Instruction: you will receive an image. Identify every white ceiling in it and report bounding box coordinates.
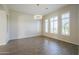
[7,4,67,15]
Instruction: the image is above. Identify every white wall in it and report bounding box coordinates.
[18,13,41,39]
[0,10,7,45]
[8,10,41,40]
[0,5,9,45]
[43,5,79,45]
[0,6,8,45]
[0,4,42,45]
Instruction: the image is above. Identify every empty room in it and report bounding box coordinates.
[0,4,79,55]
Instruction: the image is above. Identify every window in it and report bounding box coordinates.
[45,19,48,33]
[61,12,70,35]
[50,16,58,34]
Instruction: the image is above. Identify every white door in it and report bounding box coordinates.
[0,10,7,45]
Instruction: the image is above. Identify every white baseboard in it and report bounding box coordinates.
[0,34,41,45]
[9,33,41,40]
[43,34,79,45]
[17,34,41,39]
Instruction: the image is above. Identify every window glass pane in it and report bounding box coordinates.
[50,16,58,34]
[62,12,70,19]
[54,16,58,20]
[53,16,58,34]
[45,19,48,32]
[50,18,54,33]
[62,12,70,35]
[53,21,58,33]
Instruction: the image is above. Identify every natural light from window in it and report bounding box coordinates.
[50,16,58,34]
[45,19,48,33]
[61,12,70,35]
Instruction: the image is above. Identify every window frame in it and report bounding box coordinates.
[50,16,58,34]
[61,12,70,36]
[45,19,49,33]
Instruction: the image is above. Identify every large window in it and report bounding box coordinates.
[45,19,48,33]
[61,12,70,35]
[50,16,58,34]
